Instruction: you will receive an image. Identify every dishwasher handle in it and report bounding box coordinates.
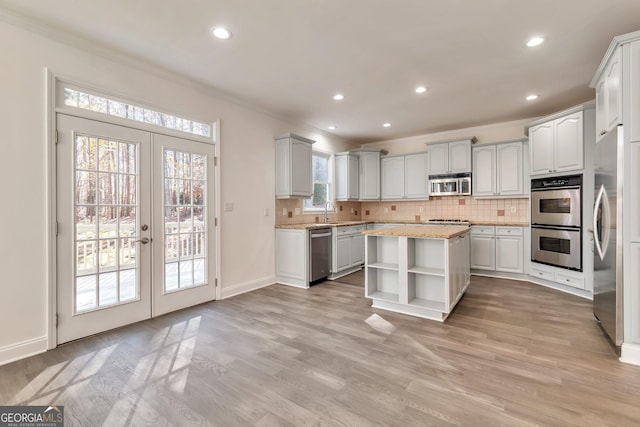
[310,232,332,238]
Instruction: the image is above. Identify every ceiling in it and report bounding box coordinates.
[1,0,639,143]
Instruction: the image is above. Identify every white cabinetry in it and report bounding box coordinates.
[365,232,470,321]
[426,138,474,175]
[358,150,382,200]
[275,228,309,288]
[530,263,585,290]
[470,226,524,273]
[329,224,366,279]
[381,152,429,200]
[275,134,315,198]
[335,152,359,201]
[595,48,621,142]
[528,112,583,176]
[473,141,525,197]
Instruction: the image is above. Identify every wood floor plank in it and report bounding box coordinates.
[1,273,640,426]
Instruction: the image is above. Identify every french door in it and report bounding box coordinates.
[56,114,216,344]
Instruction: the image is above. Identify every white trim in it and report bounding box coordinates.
[471,271,530,282]
[620,342,640,366]
[213,119,222,301]
[45,68,57,350]
[0,337,47,367]
[220,276,275,299]
[527,276,593,300]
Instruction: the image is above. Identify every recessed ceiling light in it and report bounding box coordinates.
[526,37,544,47]
[383,123,391,128]
[333,94,344,101]
[211,27,232,40]
[328,125,336,130]
[526,94,539,101]
[415,86,427,94]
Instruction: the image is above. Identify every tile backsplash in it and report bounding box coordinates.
[275,196,528,225]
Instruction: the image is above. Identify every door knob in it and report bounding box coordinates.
[136,237,151,244]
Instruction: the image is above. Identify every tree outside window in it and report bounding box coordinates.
[304,151,332,211]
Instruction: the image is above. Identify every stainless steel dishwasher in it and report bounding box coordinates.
[309,228,332,283]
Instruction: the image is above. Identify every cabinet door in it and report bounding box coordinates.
[404,153,429,199]
[472,145,496,197]
[495,236,523,273]
[630,42,640,143]
[350,234,365,266]
[605,49,621,133]
[529,122,554,176]
[497,142,523,196]
[428,143,449,175]
[348,155,359,199]
[381,156,405,199]
[334,155,348,200]
[336,236,351,271]
[359,151,380,200]
[291,139,313,196]
[470,235,495,270]
[449,140,472,173]
[554,112,583,173]
[595,77,607,142]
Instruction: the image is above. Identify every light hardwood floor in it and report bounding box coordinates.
[1,274,640,426]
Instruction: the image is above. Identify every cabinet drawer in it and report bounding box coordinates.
[531,268,554,281]
[470,226,495,235]
[336,224,365,235]
[555,272,584,289]
[495,226,523,236]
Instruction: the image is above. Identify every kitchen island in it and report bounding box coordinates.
[363,226,470,321]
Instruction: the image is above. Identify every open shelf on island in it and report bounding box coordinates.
[369,262,399,271]
[368,291,400,303]
[408,266,445,276]
[366,268,399,301]
[408,272,446,312]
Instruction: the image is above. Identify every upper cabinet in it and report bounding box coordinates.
[528,111,583,176]
[473,141,526,197]
[381,152,429,200]
[594,48,621,142]
[426,138,474,175]
[275,133,315,198]
[358,150,382,200]
[335,152,359,201]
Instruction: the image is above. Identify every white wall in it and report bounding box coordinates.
[0,18,358,363]
[361,119,530,154]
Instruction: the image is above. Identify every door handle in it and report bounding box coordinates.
[136,237,151,244]
[593,185,609,261]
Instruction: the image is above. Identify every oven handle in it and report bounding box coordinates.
[531,185,582,192]
[593,184,609,261]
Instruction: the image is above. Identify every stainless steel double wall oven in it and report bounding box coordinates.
[531,174,582,271]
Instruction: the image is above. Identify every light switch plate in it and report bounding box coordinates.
[264,208,269,216]
[224,202,234,212]
[510,206,517,213]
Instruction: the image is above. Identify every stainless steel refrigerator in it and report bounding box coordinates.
[593,125,624,346]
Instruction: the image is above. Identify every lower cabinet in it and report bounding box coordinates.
[329,225,366,279]
[470,226,524,273]
[275,228,309,288]
[530,263,585,290]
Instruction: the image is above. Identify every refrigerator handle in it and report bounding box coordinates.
[593,184,610,261]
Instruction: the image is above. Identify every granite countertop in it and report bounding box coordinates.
[363,225,470,239]
[275,220,529,230]
[275,221,369,230]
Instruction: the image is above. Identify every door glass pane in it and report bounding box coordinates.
[163,148,207,292]
[74,134,139,313]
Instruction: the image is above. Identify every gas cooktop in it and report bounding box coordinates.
[426,219,471,226]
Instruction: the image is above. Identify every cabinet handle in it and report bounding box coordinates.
[566,278,570,282]
[548,169,552,173]
[600,130,607,136]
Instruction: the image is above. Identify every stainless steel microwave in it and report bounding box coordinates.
[429,173,471,196]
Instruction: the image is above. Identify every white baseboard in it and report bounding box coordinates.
[0,336,47,367]
[220,276,276,299]
[620,342,640,366]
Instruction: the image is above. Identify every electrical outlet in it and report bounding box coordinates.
[351,208,354,214]
[384,207,389,213]
[510,206,517,213]
[419,207,424,213]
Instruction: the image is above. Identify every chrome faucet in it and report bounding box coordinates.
[324,201,331,223]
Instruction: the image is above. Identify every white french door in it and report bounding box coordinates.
[56,114,216,344]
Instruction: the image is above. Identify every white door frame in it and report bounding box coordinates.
[45,70,222,349]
